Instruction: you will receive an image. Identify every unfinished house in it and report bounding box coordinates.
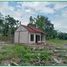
[14,25,46,44]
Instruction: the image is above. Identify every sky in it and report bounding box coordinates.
[0,2,67,33]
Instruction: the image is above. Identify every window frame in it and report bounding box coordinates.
[30,34,34,41]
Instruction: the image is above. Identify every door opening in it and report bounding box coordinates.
[36,35,40,43]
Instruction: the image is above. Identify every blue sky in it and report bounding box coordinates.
[0,2,67,33]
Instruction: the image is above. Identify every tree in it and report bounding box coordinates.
[28,16,36,27]
[3,15,19,36]
[57,32,67,40]
[34,15,46,31]
[28,15,56,39]
[29,16,34,24]
[1,15,19,42]
[0,13,4,34]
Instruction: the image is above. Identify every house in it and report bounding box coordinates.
[14,25,46,44]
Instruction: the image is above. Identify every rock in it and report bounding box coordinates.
[52,57,62,64]
[10,61,18,66]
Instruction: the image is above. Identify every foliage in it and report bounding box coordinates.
[0,13,67,41]
[3,15,19,36]
[28,15,67,40]
[57,32,67,40]
[0,44,51,66]
[0,13,19,37]
[28,15,57,39]
[0,13,4,34]
[0,13,20,42]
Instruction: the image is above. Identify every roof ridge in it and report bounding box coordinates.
[28,26,43,33]
[27,26,36,31]
[20,25,45,34]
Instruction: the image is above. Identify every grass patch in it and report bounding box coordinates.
[47,39,67,47]
[0,44,51,66]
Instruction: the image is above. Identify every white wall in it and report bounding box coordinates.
[14,31,19,43]
[14,25,45,44]
[42,35,45,41]
[16,25,27,32]
[14,31,29,43]
[28,33,41,44]
[43,35,46,42]
[19,31,29,43]
[28,33,35,44]
[14,25,29,43]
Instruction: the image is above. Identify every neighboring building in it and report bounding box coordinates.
[14,25,46,44]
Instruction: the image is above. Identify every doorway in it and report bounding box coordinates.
[36,35,40,43]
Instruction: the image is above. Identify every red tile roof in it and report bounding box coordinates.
[22,25,45,34]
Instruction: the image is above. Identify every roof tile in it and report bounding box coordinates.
[22,25,45,34]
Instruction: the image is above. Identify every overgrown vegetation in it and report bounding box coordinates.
[0,43,67,65]
[47,39,67,47]
[0,13,20,42]
[0,44,51,66]
[28,15,57,39]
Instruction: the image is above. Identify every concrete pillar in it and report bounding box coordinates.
[34,34,36,43]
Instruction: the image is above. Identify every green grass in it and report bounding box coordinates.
[0,39,67,65]
[47,39,67,47]
[0,44,51,66]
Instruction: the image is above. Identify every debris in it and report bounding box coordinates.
[52,57,62,64]
[10,61,19,66]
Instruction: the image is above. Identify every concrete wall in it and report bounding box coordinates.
[28,33,35,44]
[20,31,29,43]
[14,25,29,43]
[14,31,19,43]
[28,33,41,44]
[16,25,27,32]
[14,25,45,44]
[14,31,29,43]
[42,35,46,42]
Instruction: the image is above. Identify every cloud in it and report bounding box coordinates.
[0,2,55,23]
[0,2,24,21]
[0,2,67,32]
[54,2,67,10]
[17,2,55,14]
[51,10,67,33]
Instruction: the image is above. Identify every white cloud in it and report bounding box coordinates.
[0,2,14,16]
[25,9,32,13]
[52,13,67,33]
[0,2,23,22]
[17,2,55,14]
[39,7,54,13]
[0,2,67,32]
[53,2,67,10]
[0,2,55,24]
